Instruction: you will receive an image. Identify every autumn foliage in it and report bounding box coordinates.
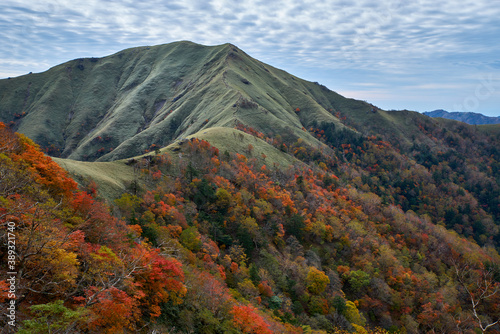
[0,124,186,333]
[230,304,272,334]
[2,121,500,334]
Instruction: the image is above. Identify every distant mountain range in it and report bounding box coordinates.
[424,109,500,125]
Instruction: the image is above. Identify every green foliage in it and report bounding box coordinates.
[346,270,371,293]
[18,300,87,334]
[292,301,304,315]
[196,308,220,334]
[286,214,306,241]
[192,177,216,207]
[186,162,199,182]
[332,296,347,315]
[114,193,141,215]
[269,295,282,310]
[180,226,202,251]
[308,296,327,315]
[141,222,161,246]
[237,225,256,256]
[216,188,232,213]
[249,263,260,284]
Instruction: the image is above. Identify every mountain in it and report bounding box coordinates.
[0,41,344,161]
[424,109,500,125]
[1,42,500,333]
[2,41,444,162]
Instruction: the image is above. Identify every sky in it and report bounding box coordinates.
[1,0,499,116]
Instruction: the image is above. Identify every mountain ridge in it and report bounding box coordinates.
[0,41,350,161]
[424,109,500,125]
[0,41,446,163]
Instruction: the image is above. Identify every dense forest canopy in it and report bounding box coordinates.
[1,119,500,333]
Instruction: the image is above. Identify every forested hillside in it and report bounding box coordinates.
[1,120,500,333]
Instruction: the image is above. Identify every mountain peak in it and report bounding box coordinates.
[0,41,353,161]
[1,41,469,163]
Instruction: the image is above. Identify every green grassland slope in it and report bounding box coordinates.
[0,42,331,161]
[55,127,302,201]
[0,41,444,162]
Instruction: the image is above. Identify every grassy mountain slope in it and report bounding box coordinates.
[1,40,443,163]
[55,127,302,200]
[0,41,338,161]
[1,42,235,160]
[52,158,136,200]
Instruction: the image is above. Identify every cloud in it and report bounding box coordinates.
[0,0,499,115]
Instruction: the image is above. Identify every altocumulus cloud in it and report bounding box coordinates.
[0,0,499,115]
